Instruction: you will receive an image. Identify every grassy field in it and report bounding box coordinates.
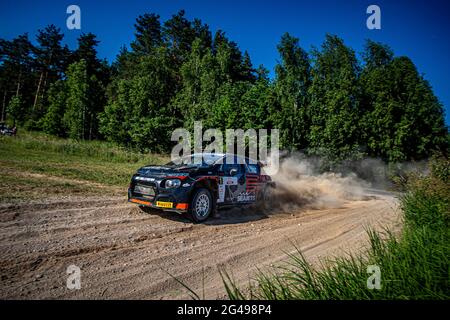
[0,131,168,203]
[222,157,450,300]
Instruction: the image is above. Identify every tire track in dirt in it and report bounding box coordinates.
[0,192,400,299]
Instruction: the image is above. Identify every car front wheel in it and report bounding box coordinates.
[189,188,212,222]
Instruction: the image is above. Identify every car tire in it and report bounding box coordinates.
[189,188,213,222]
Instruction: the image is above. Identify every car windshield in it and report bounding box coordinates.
[165,154,223,167]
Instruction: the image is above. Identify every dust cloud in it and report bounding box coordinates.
[266,156,370,210]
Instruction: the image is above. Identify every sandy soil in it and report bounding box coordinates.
[0,190,400,299]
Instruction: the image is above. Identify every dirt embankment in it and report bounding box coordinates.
[0,189,400,299]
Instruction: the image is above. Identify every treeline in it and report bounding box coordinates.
[0,10,448,162]
[0,25,110,140]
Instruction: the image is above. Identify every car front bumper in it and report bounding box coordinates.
[128,188,189,214]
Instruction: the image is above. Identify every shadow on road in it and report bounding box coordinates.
[138,205,269,225]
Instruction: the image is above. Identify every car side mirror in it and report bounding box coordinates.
[229,168,238,176]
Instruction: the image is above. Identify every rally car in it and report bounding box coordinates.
[128,153,275,222]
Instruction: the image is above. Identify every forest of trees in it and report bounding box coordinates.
[0,10,448,163]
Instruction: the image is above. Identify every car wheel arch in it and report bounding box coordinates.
[190,179,218,202]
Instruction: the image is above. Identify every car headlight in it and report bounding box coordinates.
[165,179,181,188]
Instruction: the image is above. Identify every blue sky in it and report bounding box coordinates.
[1,0,449,124]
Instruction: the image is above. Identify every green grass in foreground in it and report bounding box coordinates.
[0,131,168,202]
[221,156,450,300]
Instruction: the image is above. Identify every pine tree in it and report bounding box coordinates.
[74,33,99,73]
[131,13,163,55]
[213,31,248,82]
[0,34,35,123]
[163,10,196,65]
[192,18,212,49]
[240,51,256,82]
[32,25,69,119]
[70,33,110,139]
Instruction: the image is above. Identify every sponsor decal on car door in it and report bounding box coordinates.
[217,164,247,204]
[217,176,238,203]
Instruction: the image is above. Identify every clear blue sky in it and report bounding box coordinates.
[1,0,449,125]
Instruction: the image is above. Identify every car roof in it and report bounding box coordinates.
[189,153,258,165]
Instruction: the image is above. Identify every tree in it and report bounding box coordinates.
[0,34,34,97]
[241,75,274,130]
[1,10,444,163]
[209,81,250,131]
[308,34,362,164]
[192,18,212,49]
[64,60,89,140]
[362,39,394,70]
[360,41,448,161]
[70,33,110,139]
[42,80,67,136]
[240,51,256,82]
[131,13,163,55]
[100,48,178,152]
[171,38,220,129]
[73,33,98,72]
[32,25,69,117]
[110,46,136,79]
[273,33,311,150]
[171,34,256,131]
[6,95,24,125]
[256,64,269,82]
[163,10,196,65]
[213,30,250,82]
[0,64,8,121]
[0,34,35,122]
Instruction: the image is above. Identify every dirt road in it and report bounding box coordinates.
[0,191,400,299]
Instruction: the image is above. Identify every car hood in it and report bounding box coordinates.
[137,164,206,177]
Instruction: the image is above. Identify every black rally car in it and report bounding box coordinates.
[128,153,275,222]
